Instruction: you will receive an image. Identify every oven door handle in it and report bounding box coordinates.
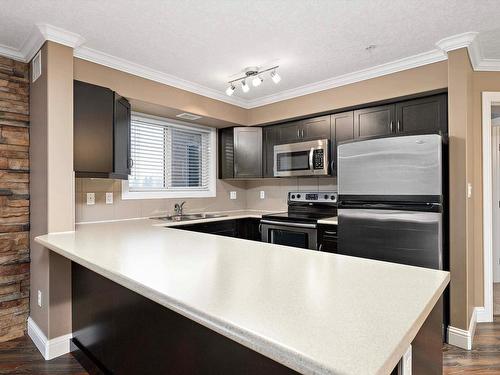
[309,148,314,172]
[260,220,317,229]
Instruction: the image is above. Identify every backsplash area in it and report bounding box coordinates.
[75,177,337,223]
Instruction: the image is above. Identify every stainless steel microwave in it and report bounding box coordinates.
[273,139,330,177]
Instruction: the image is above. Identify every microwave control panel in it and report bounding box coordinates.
[313,149,324,169]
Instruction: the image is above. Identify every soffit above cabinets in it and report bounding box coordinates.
[1,1,500,108]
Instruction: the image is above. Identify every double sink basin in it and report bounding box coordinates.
[155,213,228,222]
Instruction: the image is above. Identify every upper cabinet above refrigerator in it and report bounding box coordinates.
[73,80,131,179]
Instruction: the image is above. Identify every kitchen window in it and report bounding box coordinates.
[122,113,216,199]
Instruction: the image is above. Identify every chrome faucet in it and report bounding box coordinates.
[174,201,186,216]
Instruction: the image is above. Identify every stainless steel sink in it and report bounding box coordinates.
[154,213,228,222]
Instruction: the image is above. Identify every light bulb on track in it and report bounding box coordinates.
[241,80,250,93]
[225,84,235,96]
[252,75,263,87]
[271,70,281,84]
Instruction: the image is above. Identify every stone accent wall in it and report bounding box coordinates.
[0,56,30,342]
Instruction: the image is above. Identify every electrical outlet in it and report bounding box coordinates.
[37,290,42,307]
[105,192,113,204]
[86,192,95,205]
[230,191,237,200]
[260,190,265,199]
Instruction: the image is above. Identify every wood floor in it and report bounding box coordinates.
[1,321,500,374]
[0,335,86,375]
[443,316,500,374]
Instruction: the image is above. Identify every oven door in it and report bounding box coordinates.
[273,139,329,177]
[260,220,317,250]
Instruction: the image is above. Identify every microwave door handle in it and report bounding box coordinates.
[309,148,314,172]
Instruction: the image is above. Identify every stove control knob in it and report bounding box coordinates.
[324,194,329,200]
[297,194,301,199]
[331,195,336,200]
[291,194,296,199]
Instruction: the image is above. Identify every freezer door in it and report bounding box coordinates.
[338,134,442,196]
[338,208,443,270]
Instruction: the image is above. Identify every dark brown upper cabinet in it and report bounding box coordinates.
[395,94,447,135]
[353,104,396,139]
[219,127,262,179]
[276,116,331,144]
[262,126,277,178]
[74,80,131,179]
[331,111,354,175]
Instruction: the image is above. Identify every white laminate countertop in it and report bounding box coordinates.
[36,214,448,375]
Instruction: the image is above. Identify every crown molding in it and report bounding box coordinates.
[0,43,25,62]
[73,46,248,108]
[19,23,86,63]
[436,31,478,53]
[245,49,447,108]
[467,36,500,71]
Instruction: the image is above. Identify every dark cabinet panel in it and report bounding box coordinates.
[114,96,131,177]
[218,127,262,179]
[74,81,114,175]
[354,104,395,139]
[263,126,277,178]
[302,115,331,140]
[331,111,354,175]
[74,80,131,179]
[395,94,447,135]
[218,128,234,179]
[172,218,261,241]
[234,127,262,178]
[276,121,302,144]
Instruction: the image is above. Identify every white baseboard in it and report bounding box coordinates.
[475,306,492,323]
[447,307,479,350]
[27,317,72,360]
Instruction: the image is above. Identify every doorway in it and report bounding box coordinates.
[481,92,500,323]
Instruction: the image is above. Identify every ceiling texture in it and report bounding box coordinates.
[1,0,500,108]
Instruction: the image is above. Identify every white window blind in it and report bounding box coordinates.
[127,114,215,197]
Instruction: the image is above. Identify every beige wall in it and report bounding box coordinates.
[247,61,448,125]
[447,49,475,329]
[73,58,248,127]
[29,41,74,339]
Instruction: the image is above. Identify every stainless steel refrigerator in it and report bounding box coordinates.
[337,134,445,270]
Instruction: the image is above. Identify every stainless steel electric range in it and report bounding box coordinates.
[260,191,337,250]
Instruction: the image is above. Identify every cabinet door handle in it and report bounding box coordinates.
[390,121,394,132]
[128,158,134,169]
[301,129,305,138]
[397,121,401,132]
[318,243,323,251]
[297,128,300,138]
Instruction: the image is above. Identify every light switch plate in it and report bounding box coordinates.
[37,290,42,307]
[86,192,95,205]
[230,191,237,200]
[260,190,265,199]
[106,192,113,204]
[467,183,472,198]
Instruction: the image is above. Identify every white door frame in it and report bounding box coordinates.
[479,92,500,323]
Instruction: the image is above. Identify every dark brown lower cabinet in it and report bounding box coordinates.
[71,262,298,375]
[317,224,338,253]
[172,218,261,241]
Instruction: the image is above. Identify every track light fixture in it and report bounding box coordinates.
[225,65,281,96]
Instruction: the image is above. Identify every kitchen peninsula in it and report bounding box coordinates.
[36,216,449,375]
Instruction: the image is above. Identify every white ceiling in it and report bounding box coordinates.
[2,0,500,107]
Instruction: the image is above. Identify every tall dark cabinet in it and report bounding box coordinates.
[74,80,131,179]
[218,127,262,179]
[331,111,354,174]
